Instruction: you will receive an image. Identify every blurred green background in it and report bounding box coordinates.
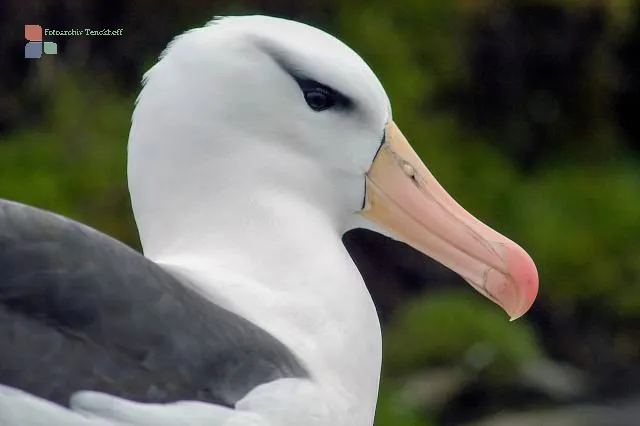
[2,1,640,425]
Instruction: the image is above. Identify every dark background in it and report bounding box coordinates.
[2,1,639,425]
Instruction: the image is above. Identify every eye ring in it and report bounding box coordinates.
[303,87,336,112]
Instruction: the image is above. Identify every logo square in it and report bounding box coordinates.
[25,41,42,58]
[43,41,57,55]
[25,25,42,41]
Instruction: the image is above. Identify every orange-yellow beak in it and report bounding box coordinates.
[362,121,538,320]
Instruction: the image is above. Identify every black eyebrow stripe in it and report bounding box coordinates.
[256,40,354,110]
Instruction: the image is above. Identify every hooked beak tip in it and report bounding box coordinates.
[496,241,539,321]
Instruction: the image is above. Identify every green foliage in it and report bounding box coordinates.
[382,292,543,375]
[0,68,138,247]
[375,385,436,426]
[516,160,640,316]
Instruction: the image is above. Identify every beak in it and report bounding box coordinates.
[362,121,538,320]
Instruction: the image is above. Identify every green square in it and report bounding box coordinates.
[43,41,57,55]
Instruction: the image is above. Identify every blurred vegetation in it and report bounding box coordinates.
[0,72,135,244]
[2,0,639,425]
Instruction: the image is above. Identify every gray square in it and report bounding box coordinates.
[25,42,42,59]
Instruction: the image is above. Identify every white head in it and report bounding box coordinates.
[129,16,388,243]
[129,15,536,319]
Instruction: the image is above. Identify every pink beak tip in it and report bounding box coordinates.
[503,242,539,321]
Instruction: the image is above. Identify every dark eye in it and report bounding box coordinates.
[294,78,351,112]
[303,87,336,112]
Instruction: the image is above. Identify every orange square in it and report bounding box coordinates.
[25,25,42,41]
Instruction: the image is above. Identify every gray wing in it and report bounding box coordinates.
[0,199,308,410]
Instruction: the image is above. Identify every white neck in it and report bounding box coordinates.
[128,134,382,422]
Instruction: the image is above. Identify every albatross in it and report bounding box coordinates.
[0,15,538,426]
